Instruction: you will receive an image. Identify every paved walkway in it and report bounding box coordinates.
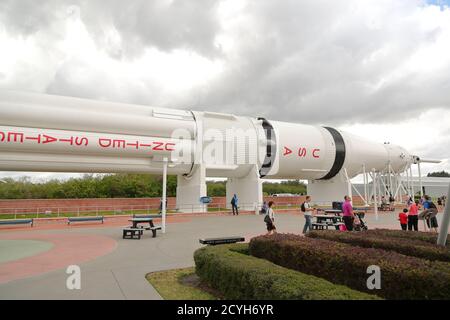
[0,211,448,299]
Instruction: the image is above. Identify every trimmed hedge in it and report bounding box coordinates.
[194,243,380,300]
[249,234,450,300]
[359,229,449,245]
[307,230,450,262]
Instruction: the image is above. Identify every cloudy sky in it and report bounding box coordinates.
[0,0,449,181]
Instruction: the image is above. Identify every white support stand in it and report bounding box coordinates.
[372,168,379,221]
[307,175,348,205]
[176,165,207,213]
[343,168,353,200]
[162,157,167,233]
[437,183,450,246]
[418,161,423,197]
[363,165,368,206]
[226,165,262,212]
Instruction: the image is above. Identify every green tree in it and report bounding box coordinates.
[0,175,307,199]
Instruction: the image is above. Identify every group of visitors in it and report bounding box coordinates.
[399,195,439,232]
[398,200,418,231]
[239,190,444,235]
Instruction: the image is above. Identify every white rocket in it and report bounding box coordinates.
[0,90,416,211]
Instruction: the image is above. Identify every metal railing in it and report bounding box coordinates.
[0,201,315,220]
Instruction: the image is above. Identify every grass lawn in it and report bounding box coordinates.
[146,267,220,300]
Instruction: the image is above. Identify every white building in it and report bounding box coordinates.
[354,176,449,199]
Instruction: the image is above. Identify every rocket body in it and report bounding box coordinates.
[0,90,411,181]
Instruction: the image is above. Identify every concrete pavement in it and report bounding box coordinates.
[0,211,448,299]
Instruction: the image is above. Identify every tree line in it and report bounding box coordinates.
[427,171,450,178]
[0,174,306,199]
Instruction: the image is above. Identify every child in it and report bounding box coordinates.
[399,208,408,231]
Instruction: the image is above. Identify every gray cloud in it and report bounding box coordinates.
[78,0,222,58]
[0,0,61,36]
[1,0,449,180]
[0,0,449,126]
[0,0,222,57]
[186,0,450,125]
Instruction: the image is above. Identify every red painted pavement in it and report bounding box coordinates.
[0,232,117,284]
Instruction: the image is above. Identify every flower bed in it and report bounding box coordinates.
[249,234,450,300]
[353,229,449,245]
[307,230,450,262]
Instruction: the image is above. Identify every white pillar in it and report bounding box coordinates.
[406,168,410,200]
[162,157,168,234]
[418,161,423,197]
[378,174,383,203]
[176,165,207,213]
[437,183,450,246]
[410,166,415,199]
[226,165,262,211]
[388,163,393,198]
[363,165,368,206]
[307,177,348,204]
[343,168,352,199]
[372,169,378,221]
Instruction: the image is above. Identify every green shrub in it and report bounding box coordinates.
[194,243,380,300]
[249,234,450,300]
[307,230,450,262]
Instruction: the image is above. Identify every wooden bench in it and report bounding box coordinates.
[67,216,104,225]
[199,236,245,245]
[313,222,345,230]
[144,226,162,238]
[122,225,162,239]
[312,223,329,230]
[122,227,144,239]
[132,214,162,219]
[0,219,34,227]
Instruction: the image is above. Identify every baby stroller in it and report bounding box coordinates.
[353,212,368,231]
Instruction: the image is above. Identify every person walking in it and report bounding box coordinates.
[264,201,276,235]
[407,195,413,206]
[437,197,443,210]
[260,201,268,214]
[301,196,315,234]
[420,195,439,232]
[231,194,239,215]
[159,198,168,213]
[389,193,395,211]
[342,195,354,231]
[381,196,388,211]
[408,200,419,231]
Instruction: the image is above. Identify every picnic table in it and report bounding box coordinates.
[123,218,161,239]
[128,217,155,229]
